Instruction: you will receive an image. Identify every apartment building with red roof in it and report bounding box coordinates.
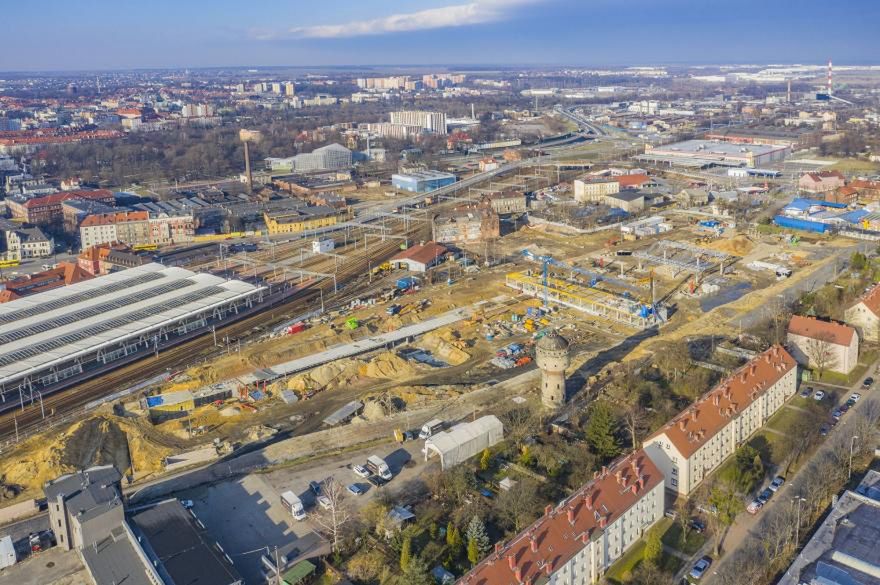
[845,283,880,342]
[457,449,664,585]
[798,170,845,193]
[0,262,93,303]
[643,345,797,495]
[786,315,858,374]
[6,189,116,227]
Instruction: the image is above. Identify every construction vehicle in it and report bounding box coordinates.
[386,304,402,316]
[345,317,360,330]
[371,262,392,275]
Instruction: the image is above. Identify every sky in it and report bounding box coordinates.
[1,0,879,71]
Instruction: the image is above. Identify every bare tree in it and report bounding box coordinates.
[675,497,695,546]
[501,407,541,447]
[494,479,541,533]
[310,478,353,553]
[803,332,839,379]
[622,404,648,450]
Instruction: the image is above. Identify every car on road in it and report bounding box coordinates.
[179,499,194,509]
[317,495,332,510]
[747,499,764,514]
[769,476,785,492]
[689,557,712,580]
[367,475,388,488]
[309,481,322,495]
[800,387,812,398]
[347,484,366,496]
[851,393,862,402]
[813,390,826,401]
[352,465,370,478]
[863,378,874,388]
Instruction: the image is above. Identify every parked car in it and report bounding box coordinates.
[820,424,830,436]
[689,519,706,533]
[832,409,843,420]
[841,402,852,413]
[757,488,773,505]
[863,378,874,388]
[799,387,812,398]
[317,495,332,510]
[29,532,42,553]
[347,484,366,496]
[309,481,322,495]
[352,465,370,478]
[479,487,494,499]
[747,499,763,514]
[813,390,826,401]
[769,476,785,492]
[689,557,712,580]
[850,393,862,402]
[367,475,388,488]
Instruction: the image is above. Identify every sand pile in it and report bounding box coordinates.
[392,385,467,406]
[361,392,405,420]
[707,234,754,256]
[359,352,419,379]
[0,415,173,496]
[422,329,472,365]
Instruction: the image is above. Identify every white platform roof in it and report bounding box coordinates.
[0,263,263,387]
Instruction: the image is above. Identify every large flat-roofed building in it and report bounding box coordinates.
[129,499,243,585]
[392,170,456,193]
[0,263,263,411]
[779,470,880,585]
[574,177,620,202]
[643,345,797,495]
[432,204,500,243]
[636,139,790,169]
[458,449,664,585]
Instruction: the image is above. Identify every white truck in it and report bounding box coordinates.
[0,535,16,569]
[419,419,444,440]
[280,491,306,520]
[365,455,393,480]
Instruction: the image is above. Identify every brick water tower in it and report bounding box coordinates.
[536,330,570,408]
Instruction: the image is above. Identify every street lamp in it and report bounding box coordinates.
[849,435,860,481]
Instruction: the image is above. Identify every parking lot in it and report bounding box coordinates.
[174,440,428,584]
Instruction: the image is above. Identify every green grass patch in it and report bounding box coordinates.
[748,431,787,467]
[605,540,646,584]
[659,551,684,574]
[662,521,707,556]
[766,406,804,435]
[828,158,880,173]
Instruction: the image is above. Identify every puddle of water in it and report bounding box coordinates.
[700,282,753,312]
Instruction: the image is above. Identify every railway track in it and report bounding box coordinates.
[0,233,420,442]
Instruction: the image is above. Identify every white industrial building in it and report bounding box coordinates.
[459,450,665,585]
[424,415,504,469]
[0,263,263,412]
[636,139,790,169]
[265,144,352,173]
[389,111,447,135]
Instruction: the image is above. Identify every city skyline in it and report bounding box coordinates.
[2,0,879,71]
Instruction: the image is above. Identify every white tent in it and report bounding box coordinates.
[424,415,504,469]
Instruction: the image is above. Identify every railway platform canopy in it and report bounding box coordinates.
[0,263,264,407]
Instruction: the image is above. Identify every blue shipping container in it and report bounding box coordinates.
[773,215,829,233]
[396,276,419,289]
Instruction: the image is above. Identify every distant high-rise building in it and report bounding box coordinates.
[284,81,296,96]
[271,82,283,94]
[389,111,447,135]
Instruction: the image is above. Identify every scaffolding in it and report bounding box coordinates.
[633,240,734,277]
[505,272,653,329]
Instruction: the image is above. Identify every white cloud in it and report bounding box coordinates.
[253,0,541,40]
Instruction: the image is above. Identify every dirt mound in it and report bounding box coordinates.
[422,329,472,365]
[707,234,754,256]
[361,392,405,420]
[0,415,173,496]
[391,385,468,406]
[359,352,419,379]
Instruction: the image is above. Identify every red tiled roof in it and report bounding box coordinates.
[459,450,663,585]
[1,262,93,298]
[850,179,880,191]
[647,345,796,458]
[616,174,651,188]
[852,283,880,317]
[79,210,149,227]
[787,315,855,346]
[19,189,114,209]
[804,170,845,182]
[391,242,448,266]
